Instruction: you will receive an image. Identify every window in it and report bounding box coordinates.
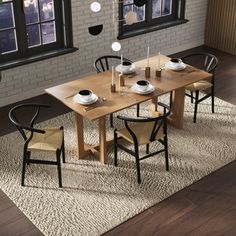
[0,0,76,69]
[119,0,187,39]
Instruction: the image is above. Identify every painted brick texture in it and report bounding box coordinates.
[0,0,208,106]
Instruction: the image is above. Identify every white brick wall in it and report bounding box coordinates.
[0,0,208,107]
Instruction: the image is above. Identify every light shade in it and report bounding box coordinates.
[111,42,121,52]
[134,0,146,7]
[88,24,103,36]
[90,2,101,13]
[125,11,137,25]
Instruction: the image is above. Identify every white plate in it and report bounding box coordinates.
[131,84,155,94]
[165,62,187,71]
[115,64,136,75]
[73,93,98,105]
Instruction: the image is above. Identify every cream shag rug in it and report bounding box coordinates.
[0,94,236,236]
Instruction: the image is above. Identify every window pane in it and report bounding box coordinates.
[152,0,161,18]
[123,5,133,19]
[41,21,56,44]
[0,2,14,29]
[123,4,145,24]
[27,24,41,47]
[0,29,17,54]
[162,0,172,16]
[24,0,39,24]
[39,0,55,21]
[134,5,145,22]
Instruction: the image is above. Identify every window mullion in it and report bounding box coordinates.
[13,0,28,54]
[146,1,152,23]
[37,0,43,46]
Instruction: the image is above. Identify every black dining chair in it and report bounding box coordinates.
[94,55,141,127]
[114,102,170,184]
[8,103,65,187]
[181,53,218,123]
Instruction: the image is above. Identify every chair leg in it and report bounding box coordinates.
[164,136,169,171]
[27,151,31,165]
[110,114,114,128]
[61,140,65,163]
[21,150,27,186]
[114,130,118,166]
[191,92,194,103]
[137,104,140,117]
[134,146,141,184]
[193,91,199,123]
[169,92,173,109]
[146,143,149,154]
[56,150,62,187]
[211,87,215,113]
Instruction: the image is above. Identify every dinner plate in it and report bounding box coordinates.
[115,64,136,75]
[165,61,187,71]
[131,84,155,94]
[73,93,98,105]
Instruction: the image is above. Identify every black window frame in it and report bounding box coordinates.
[0,0,77,70]
[118,0,188,39]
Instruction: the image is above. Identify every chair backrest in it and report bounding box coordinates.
[117,102,170,145]
[8,103,50,141]
[181,52,218,74]
[94,55,133,73]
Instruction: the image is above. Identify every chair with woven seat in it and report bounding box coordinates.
[181,53,218,123]
[114,102,170,184]
[9,103,65,187]
[94,55,141,127]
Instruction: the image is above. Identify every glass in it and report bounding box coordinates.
[41,21,56,44]
[0,2,14,30]
[134,5,145,22]
[123,3,145,24]
[0,29,17,54]
[27,24,41,47]
[123,5,133,19]
[39,0,55,21]
[24,0,39,24]
[162,0,172,16]
[152,0,161,18]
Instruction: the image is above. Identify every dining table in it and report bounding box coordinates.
[45,54,212,164]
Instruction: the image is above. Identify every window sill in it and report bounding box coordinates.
[0,47,78,71]
[118,19,189,40]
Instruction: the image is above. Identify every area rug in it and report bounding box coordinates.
[0,94,236,236]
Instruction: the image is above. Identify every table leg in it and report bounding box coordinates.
[99,116,107,164]
[75,112,90,159]
[151,97,157,113]
[168,88,185,129]
[151,97,160,117]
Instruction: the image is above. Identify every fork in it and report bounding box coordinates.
[83,97,106,112]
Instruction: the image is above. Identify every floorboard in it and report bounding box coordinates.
[0,45,236,236]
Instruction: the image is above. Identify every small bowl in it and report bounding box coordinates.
[136,80,149,91]
[169,58,182,65]
[77,89,93,101]
[122,61,132,73]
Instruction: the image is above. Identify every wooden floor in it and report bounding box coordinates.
[0,46,236,236]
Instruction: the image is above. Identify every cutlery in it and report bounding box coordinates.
[83,97,106,112]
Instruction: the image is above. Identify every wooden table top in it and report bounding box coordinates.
[45,55,212,121]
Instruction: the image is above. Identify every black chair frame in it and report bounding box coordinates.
[9,103,65,187]
[94,55,141,127]
[181,52,218,123]
[114,102,170,184]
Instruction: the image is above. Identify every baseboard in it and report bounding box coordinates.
[0,40,204,107]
